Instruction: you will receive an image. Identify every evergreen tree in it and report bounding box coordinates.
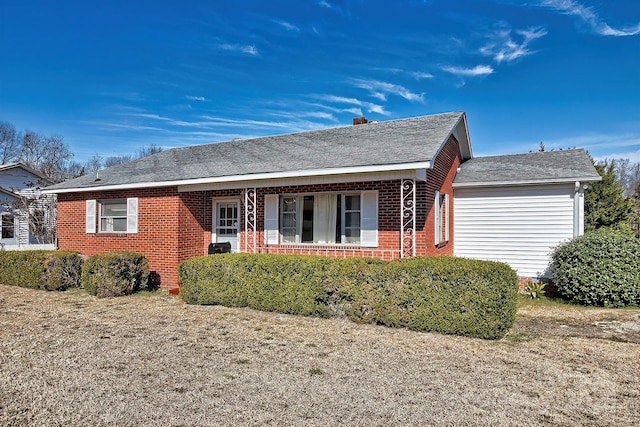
[585,160,634,232]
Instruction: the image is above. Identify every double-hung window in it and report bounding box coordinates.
[1,213,15,239]
[100,200,128,232]
[434,191,449,245]
[266,191,377,247]
[86,198,138,234]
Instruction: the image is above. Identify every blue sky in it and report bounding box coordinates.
[1,0,639,164]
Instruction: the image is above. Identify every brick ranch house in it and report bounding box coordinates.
[44,112,600,292]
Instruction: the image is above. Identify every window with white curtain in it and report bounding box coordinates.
[279,193,360,244]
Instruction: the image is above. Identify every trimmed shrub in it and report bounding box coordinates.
[0,250,83,290]
[179,253,332,317]
[0,250,50,288]
[179,253,518,339]
[337,257,518,339]
[551,229,640,307]
[81,251,150,298]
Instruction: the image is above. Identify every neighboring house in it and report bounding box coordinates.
[0,163,56,250]
[43,112,600,291]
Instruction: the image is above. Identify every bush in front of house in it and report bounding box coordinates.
[178,253,333,317]
[337,256,518,339]
[0,250,83,290]
[43,251,84,291]
[551,229,640,307]
[81,251,150,297]
[178,253,518,339]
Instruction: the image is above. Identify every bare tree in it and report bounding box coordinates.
[18,131,73,182]
[0,121,20,164]
[105,154,134,168]
[83,154,103,175]
[138,144,163,158]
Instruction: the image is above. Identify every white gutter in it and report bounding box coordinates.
[43,161,432,194]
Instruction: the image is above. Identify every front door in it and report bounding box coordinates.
[214,201,239,253]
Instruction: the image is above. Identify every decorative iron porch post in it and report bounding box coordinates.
[401,179,416,257]
[244,188,257,253]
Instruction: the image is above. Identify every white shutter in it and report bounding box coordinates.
[127,198,138,234]
[445,193,450,242]
[360,190,378,247]
[434,191,441,245]
[18,213,29,245]
[86,200,96,234]
[264,194,279,245]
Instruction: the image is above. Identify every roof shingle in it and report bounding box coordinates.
[453,149,601,187]
[46,111,467,191]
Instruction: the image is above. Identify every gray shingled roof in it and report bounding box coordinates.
[46,111,468,191]
[453,149,601,187]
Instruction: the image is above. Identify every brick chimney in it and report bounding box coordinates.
[352,117,368,125]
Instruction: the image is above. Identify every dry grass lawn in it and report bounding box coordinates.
[1,284,638,426]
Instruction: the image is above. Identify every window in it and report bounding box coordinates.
[264,191,377,247]
[1,214,15,239]
[278,193,360,245]
[100,200,127,232]
[87,198,138,234]
[434,191,449,245]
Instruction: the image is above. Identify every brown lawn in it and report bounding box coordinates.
[0,284,638,426]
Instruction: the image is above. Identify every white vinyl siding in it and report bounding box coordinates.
[454,184,575,278]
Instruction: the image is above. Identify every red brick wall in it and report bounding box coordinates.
[56,136,462,290]
[57,187,183,289]
[416,135,462,256]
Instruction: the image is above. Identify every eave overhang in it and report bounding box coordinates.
[43,161,432,194]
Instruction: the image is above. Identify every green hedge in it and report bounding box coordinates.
[0,250,82,290]
[551,229,640,307]
[179,254,518,339]
[81,251,150,298]
[179,253,333,317]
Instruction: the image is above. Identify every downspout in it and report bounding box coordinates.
[573,181,584,237]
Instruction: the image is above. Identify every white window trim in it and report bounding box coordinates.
[434,191,449,245]
[94,198,138,234]
[0,212,17,242]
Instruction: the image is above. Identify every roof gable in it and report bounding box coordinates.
[46,111,471,193]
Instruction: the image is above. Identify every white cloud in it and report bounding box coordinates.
[277,21,300,32]
[540,0,640,36]
[350,78,425,102]
[220,43,259,56]
[441,65,494,76]
[316,95,389,115]
[480,26,548,63]
[412,71,434,79]
[319,1,332,8]
[186,95,206,101]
